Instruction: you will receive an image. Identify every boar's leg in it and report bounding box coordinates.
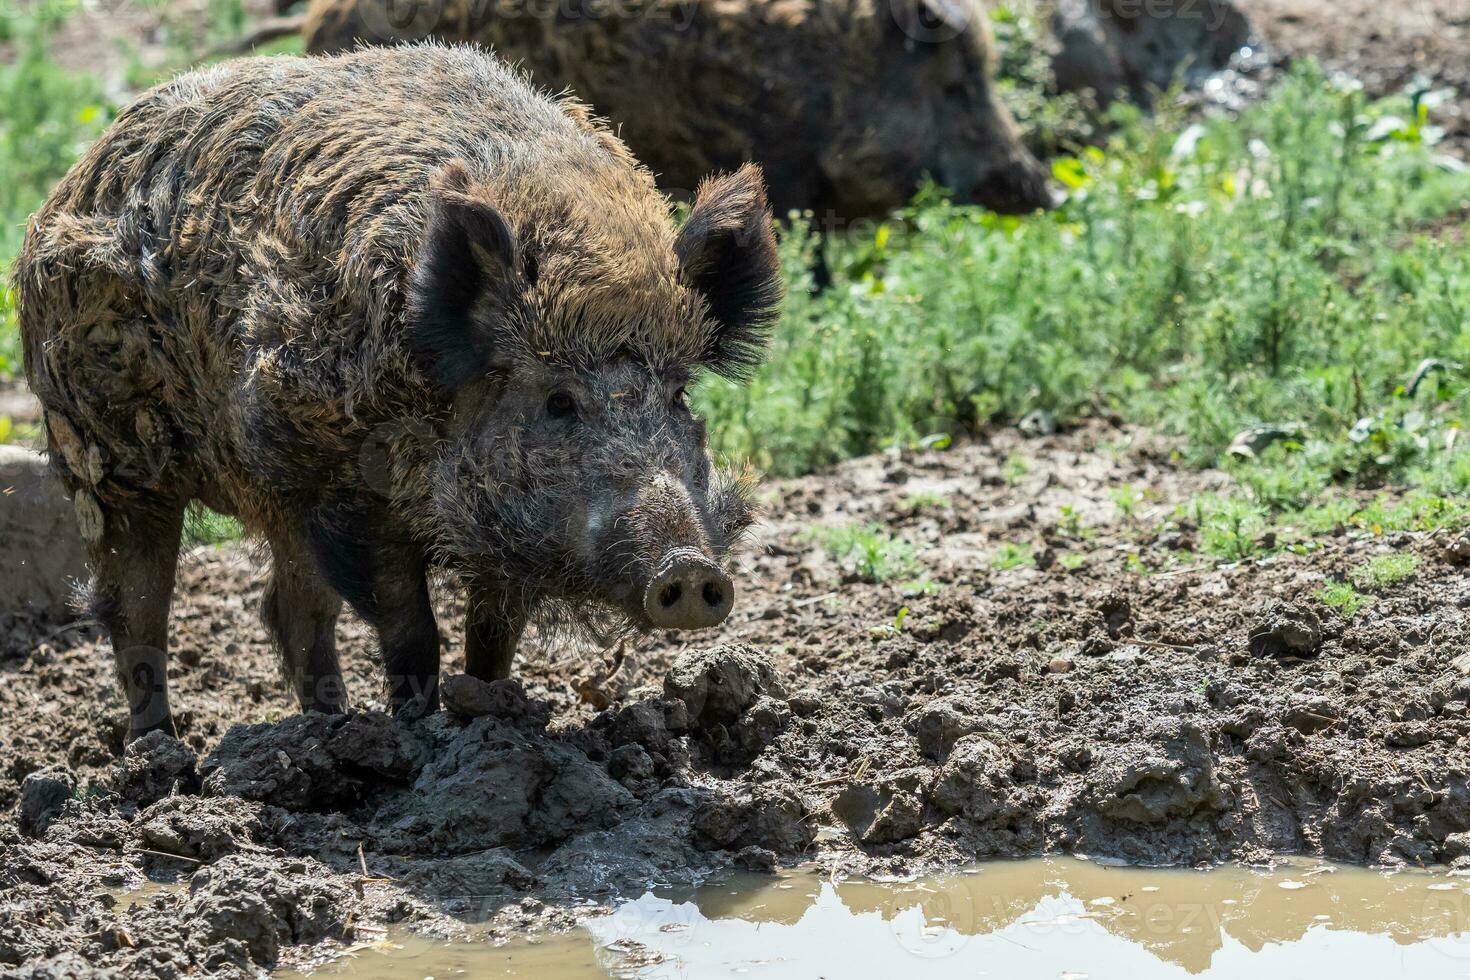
[371,555,442,713]
[307,504,441,713]
[464,590,527,682]
[89,498,186,742]
[262,531,346,714]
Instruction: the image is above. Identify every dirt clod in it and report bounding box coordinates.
[664,644,785,729]
[115,731,200,805]
[1248,602,1323,658]
[440,674,551,729]
[186,853,358,968]
[16,768,74,838]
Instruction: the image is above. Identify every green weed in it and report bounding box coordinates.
[1316,581,1372,617]
[898,490,949,512]
[183,505,244,548]
[1193,494,1269,561]
[806,523,920,583]
[1350,552,1421,590]
[992,542,1035,570]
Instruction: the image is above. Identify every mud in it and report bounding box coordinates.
[3,420,1470,974]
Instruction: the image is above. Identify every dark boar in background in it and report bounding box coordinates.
[1052,0,1254,107]
[14,46,780,740]
[302,0,1056,219]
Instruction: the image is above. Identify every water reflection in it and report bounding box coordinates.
[296,857,1470,979]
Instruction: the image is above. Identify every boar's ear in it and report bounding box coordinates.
[884,0,975,45]
[409,163,521,393]
[675,164,783,381]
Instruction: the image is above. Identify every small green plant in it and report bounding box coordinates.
[898,490,949,512]
[868,604,912,637]
[1003,453,1030,485]
[1316,581,1372,617]
[1111,484,1144,520]
[1055,505,1086,540]
[807,523,920,583]
[1350,552,1421,590]
[183,505,244,548]
[992,542,1035,571]
[1057,552,1087,571]
[1194,495,1269,561]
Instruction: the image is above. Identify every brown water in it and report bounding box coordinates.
[287,857,1470,979]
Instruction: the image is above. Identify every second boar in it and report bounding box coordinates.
[303,0,1056,219]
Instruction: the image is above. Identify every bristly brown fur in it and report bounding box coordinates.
[14,45,768,526]
[14,44,780,730]
[301,0,1056,219]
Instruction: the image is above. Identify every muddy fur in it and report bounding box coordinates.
[13,44,781,734]
[302,0,1055,219]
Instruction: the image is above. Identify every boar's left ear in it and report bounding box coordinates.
[675,164,783,381]
[409,162,522,393]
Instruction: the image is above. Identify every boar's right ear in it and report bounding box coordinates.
[675,164,783,382]
[409,164,520,393]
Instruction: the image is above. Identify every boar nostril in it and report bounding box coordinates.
[644,550,734,630]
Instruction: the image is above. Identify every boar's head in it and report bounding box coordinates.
[408,160,780,637]
[820,0,1056,217]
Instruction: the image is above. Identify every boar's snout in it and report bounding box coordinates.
[970,154,1060,215]
[644,548,734,630]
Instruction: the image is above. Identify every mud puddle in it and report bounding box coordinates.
[288,857,1470,979]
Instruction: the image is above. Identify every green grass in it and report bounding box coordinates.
[897,490,949,512]
[991,542,1035,570]
[805,523,920,583]
[700,65,1470,488]
[0,6,109,382]
[1316,581,1372,617]
[182,504,245,547]
[1350,552,1422,590]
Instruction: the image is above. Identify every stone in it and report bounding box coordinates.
[0,446,89,618]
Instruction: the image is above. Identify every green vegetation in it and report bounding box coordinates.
[1316,581,1372,617]
[806,523,921,584]
[1002,453,1030,485]
[0,5,108,382]
[182,504,245,548]
[1350,551,1421,590]
[897,489,949,512]
[1310,552,1420,615]
[991,541,1035,570]
[702,66,1470,491]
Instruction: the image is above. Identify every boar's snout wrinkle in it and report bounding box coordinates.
[14,45,781,740]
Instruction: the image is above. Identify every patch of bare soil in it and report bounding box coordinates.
[4,422,1469,976]
[1247,0,1470,153]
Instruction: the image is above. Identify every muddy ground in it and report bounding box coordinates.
[4,421,1470,976]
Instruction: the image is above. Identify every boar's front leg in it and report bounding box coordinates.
[262,530,346,714]
[88,497,187,742]
[464,589,527,682]
[306,503,441,713]
[373,558,442,712]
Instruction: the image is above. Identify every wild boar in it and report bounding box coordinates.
[14,45,781,741]
[301,0,1056,219]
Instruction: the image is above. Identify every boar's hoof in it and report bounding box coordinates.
[645,549,733,630]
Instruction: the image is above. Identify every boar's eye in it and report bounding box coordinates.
[672,386,689,410]
[546,391,578,419]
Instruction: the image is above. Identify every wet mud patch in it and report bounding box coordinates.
[4,422,1470,974]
